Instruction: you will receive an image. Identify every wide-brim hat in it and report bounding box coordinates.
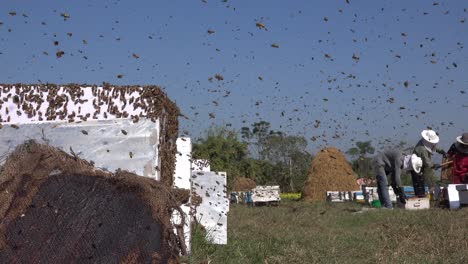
[411,154,423,174]
[421,130,439,144]
[456,133,468,145]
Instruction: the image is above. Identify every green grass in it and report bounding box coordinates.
[183,201,468,264]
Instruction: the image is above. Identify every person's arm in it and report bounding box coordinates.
[436,147,447,157]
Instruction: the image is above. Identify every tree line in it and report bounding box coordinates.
[192,123,423,192]
[192,122,312,192]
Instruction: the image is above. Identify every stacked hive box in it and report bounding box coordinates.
[0,84,179,185]
[0,84,188,262]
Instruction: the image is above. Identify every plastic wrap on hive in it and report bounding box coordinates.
[0,119,160,179]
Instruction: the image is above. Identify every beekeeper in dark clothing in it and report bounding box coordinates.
[373,150,422,209]
[412,130,446,197]
[447,132,468,184]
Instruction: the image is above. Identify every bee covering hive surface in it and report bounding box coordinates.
[0,84,180,188]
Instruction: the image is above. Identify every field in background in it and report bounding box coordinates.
[184,201,468,264]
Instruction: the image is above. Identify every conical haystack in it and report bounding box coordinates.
[303,147,359,202]
[232,177,256,192]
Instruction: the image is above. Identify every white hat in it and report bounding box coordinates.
[411,154,423,173]
[421,130,439,144]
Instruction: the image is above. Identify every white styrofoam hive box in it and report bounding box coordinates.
[447,184,465,209]
[252,186,281,203]
[0,85,179,181]
[172,137,192,253]
[405,197,430,210]
[326,191,353,202]
[366,186,397,203]
[1,84,189,255]
[192,159,211,172]
[174,138,192,190]
[191,171,229,245]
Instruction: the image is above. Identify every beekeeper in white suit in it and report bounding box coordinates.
[412,130,446,197]
[373,150,423,209]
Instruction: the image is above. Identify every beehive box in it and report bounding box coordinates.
[172,137,193,253]
[456,185,468,206]
[326,191,353,202]
[0,84,179,187]
[0,84,191,261]
[446,184,468,209]
[405,197,430,210]
[191,169,229,245]
[252,186,281,204]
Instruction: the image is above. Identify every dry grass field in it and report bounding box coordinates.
[185,201,468,264]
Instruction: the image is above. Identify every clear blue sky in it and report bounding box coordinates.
[0,0,467,153]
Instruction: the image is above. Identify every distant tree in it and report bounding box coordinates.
[347,141,375,180]
[355,141,375,156]
[242,122,312,192]
[286,149,312,192]
[241,121,272,159]
[240,158,275,186]
[261,133,312,192]
[192,127,249,188]
[346,147,360,159]
[196,124,312,192]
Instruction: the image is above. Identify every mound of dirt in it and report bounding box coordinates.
[231,177,256,192]
[0,141,187,263]
[303,147,359,202]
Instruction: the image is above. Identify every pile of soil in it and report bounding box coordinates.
[303,147,359,202]
[0,141,188,263]
[231,177,256,192]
